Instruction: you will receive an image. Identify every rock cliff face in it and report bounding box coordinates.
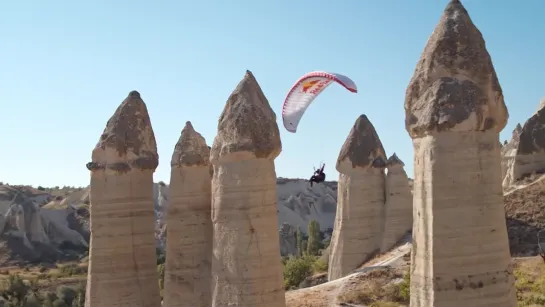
[328,114,387,281]
[405,1,516,306]
[503,99,545,187]
[163,121,212,307]
[210,70,286,307]
[85,91,161,307]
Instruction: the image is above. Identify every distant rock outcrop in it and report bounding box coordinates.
[85,91,161,307]
[503,99,545,187]
[276,178,337,233]
[163,121,212,307]
[328,114,387,281]
[46,177,337,258]
[210,71,286,307]
[405,1,516,306]
[381,153,412,252]
[0,185,88,264]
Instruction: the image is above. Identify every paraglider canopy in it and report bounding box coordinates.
[282,71,357,133]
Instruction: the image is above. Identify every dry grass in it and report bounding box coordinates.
[0,262,87,291]
[513,257,545,306]
[336,268,410,307]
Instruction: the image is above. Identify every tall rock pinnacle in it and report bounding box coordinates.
[89,90,158,171]
[405,2,516,306]
[210,71,286,307]
[163,121,212,307]
[170,121,210,167]
[405,0,508,139]
[210,70,281,163]
[381,153,412,253]
[337,114,386,172]
[85,91,161,307]
[328,114,387,281]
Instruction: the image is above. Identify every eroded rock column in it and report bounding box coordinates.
[501,123,522,186]
[85,91,161,307]
[163,121,212,307]
[405,1,516,306]
[210,71,286,307]
[504,100,545,187]
[380,153,412,252]
[328,114,387,281]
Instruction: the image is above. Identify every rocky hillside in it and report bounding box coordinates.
[0,185,89,265]
[504,174,545,256]
[0,178,338,263]
[1,169,543,264]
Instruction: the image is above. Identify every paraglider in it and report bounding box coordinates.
[309,163,326,187]
[282,71,358,133]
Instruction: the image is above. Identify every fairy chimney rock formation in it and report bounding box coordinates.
[328,114,387,281]
[380,153,412,252]
[210,70,286,307]
[163,121,212,307]
[405,1,516,306]
[501,123,522,184]
[504,100,545,187]
[85,90,162,307]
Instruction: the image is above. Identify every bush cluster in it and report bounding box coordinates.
[0,275,86,307]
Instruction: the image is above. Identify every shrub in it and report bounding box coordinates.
[52,298,69,307]
[56,285,77,306]
[283,255,315,290]
[157,264,165,290]
[58,264,87,276]
[312,258,328,273]
[156,248,166,265]
[23,293,42,307]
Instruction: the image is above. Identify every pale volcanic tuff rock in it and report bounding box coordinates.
[503,100,545,187]
[163,121,212,307]
[85,91,161,307]
[328,114,387,281]
[405,1,516,306]
[380,153,412,253]
[210,71,286,307]
[501,123,522,186]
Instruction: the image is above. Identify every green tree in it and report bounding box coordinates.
[296,227,303,256]
[307,220,321,256]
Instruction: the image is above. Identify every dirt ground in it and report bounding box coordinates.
[504,175,545,256]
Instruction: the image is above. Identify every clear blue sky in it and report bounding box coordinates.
[1,0,543,188]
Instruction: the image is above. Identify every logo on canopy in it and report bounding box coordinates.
[302,80,320,93]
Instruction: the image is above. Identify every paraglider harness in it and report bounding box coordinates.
[538,230,545,262]
[309,163,326,187]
